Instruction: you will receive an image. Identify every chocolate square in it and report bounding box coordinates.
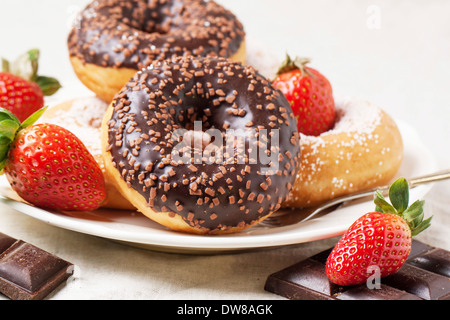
[0,233,74,300]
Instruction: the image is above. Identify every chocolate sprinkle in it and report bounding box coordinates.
[106,55,301,233]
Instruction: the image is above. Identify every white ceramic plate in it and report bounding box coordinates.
[0,120,437,254]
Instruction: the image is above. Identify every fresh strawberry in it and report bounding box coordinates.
[273,54,335,136]
[1,49,61,122]
[0,107,106,211]
[0,73,45,123]
[326,177,432,286]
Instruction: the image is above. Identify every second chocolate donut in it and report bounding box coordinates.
[68,0,246,103]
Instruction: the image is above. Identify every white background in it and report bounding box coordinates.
[0,0,449,300]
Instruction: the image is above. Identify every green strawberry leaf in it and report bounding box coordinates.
[1,58,10,72]
[0,160,6,174]
[411,212,425,229]
[0,108,22,171]
[35,76,62,96]
[0,142,10,164]
[0,106,47,172]
[373,191,397,214]
[19,106,48,131]
[0,119,20,141]
[411,216,433,237]
[402,199,425,224]
[0,108,20,124]
[388,177,409,213]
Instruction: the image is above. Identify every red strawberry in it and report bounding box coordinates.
[0,73,44,122]
[0,107,106,211]
[326,178,432,286]
[1,49,61,122]
[273,54,335,136]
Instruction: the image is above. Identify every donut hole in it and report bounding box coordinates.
[171,124,225,165]
[321,108,340,134]
[163,87,250,154]
[329,108,344,131]
[101,2,219,46]
[308,107,344,138]
[104,1,183,35]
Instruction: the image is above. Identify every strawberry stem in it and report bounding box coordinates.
[1,49,61,96]
[27,49,40,82]
[276,53,313,77]
[1,59,10,73]
[373,177,432,236]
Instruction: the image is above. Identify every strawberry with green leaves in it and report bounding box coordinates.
[326,177,432,286]
[1,49,61,122]
[0,107,106,211]
[273,54,335,136]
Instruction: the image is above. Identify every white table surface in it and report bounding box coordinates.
[0,0,449,300]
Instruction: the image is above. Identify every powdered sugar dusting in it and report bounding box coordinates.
[300,96,382,152]
[245,37,281,79]
[41,96,108,156]
[311,96,380,137]
[289,96,387,203]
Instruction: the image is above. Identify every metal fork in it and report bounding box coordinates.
[261,169,450,227]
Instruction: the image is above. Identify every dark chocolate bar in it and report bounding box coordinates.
[0,232,74,300]
[265,240,450,300]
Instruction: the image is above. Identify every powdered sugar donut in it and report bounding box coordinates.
[283,97,403,208]
[39,97,135,210]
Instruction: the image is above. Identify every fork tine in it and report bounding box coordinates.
[261,207,317,227]
[261,187,384,227]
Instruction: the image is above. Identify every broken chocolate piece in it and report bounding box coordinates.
[265,240,450,300]
[0,232,74,300]
[0,233,16,254]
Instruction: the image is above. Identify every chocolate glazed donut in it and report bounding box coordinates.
[68,0,246,102]
[101,56,301,234]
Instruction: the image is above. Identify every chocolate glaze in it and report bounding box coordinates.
[105,56,301,233]
[68,0,245,69]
